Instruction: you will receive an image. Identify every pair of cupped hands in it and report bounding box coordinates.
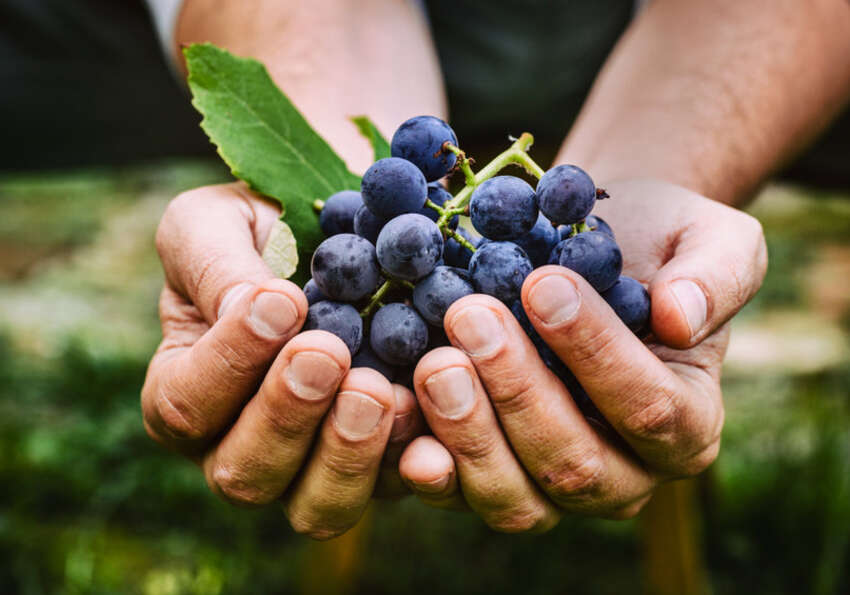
[142,177,766,539]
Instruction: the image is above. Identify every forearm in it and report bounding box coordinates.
[558,0,850,206]
[175,0,446,173]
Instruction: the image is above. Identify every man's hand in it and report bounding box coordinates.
[398,179,767,530]
[142,182,424,539]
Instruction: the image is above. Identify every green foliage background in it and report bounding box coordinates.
[1,160,849,594]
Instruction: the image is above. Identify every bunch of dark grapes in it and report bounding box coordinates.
[305,115,650,401]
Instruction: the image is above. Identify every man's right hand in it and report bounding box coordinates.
[142,182,423,539]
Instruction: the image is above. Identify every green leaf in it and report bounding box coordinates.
[351,116,391,161]
[184,43,361,255]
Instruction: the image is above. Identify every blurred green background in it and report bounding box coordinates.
[1,160,849,595]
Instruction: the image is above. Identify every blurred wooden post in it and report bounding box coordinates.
[298,505,373,595]
[640,479,709,595]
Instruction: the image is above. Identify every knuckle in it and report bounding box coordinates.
[674,438,721,478]
[324,450,376,482]
[256,396,307,443]
[622,384,681,447]
[206,331,261,381]
[731,211,768,300]
[287,510,351,541]
[541,448,606,503]
[487,506,551,534]
[487,369,537,412]
[152,385,207,441]
[569,326,619,371]
[607,496,652,520]
[156,190,199,256]
[210,463,271,507]
[448,432,499,466]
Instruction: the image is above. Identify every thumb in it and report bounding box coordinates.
[156,183,281,324]
[649,209,767,349]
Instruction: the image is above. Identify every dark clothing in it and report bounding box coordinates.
[0,0,847,187]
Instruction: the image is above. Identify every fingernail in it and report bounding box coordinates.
[450,306,504,356]
[389,412,415,442]
[218,282,254,319]
[249,291,298,338]
[527,275,580,324]
[669,279,707,338]
[332,391,386,439]
[285,351,342,401]
[425,367,475,419]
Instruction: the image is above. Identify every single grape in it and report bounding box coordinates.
[353,203,387,244]
[370,303,429,365]
[311,234,381,301]
[469,176,538,240]
[319,190,362,237]
[351,344,397,380]
[302,279,327,306]
[585,214,614,238]
[390,115,458,181]
[413,265,474,325]
[376,214,443,281]
[424,181,459,229]
[468,241,533,303]
[557,231,622,292]
[513,213,560,267]
[443,227,479,268]
[304,301,363,355]
[536,164,596,225]
[361,157,428,219]
[601,275,650,334]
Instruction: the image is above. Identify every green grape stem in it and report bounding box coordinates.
[360,279,394,317]
[361,132,544,314]
[431,132,544,236]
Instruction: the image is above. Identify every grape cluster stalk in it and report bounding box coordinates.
[305,115,650,414]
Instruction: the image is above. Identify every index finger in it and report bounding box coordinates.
[521,267,724,477]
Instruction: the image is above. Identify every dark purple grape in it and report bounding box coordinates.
[311,234,380,301]
[361,157,428,219]
[468,241,533,303]
[601,275,650,334]
[370,303,429,365]
[319,190,362,236]
[351,343,397,380]
[376,214,443,281]
[556,231,622,292]
[304,301,363,355]
[353,203,388,244]
[390,115,458,181]
[536,164,596,225]
[513,213,560,267]
[469,176,538,240]
[302,279,327,306]
[585,215,614,238]
[412,266,474,325]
